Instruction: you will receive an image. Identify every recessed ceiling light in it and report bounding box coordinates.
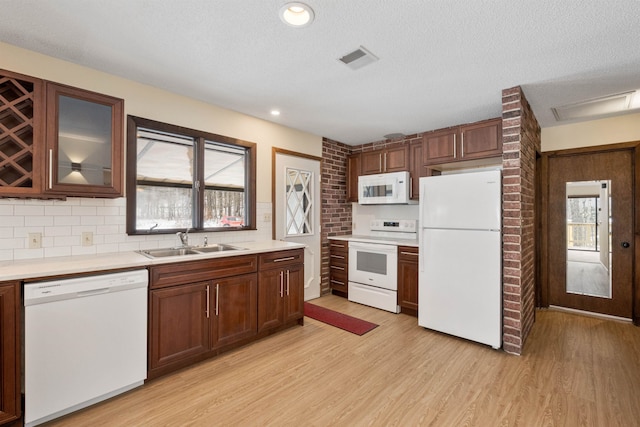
[271,110,281,116]
[280,2,314,28]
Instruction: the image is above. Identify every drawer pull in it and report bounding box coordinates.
[400,251,419,256]
[330,265,345,271]
[273,256,295,263]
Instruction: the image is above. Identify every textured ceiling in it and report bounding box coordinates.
[1,0,639,145]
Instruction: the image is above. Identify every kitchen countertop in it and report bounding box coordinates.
[329,235,419,247]
[0,240,305,281]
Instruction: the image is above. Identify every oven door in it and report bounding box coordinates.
[348,241,398,290]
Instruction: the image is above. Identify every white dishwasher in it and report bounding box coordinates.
[24,269,148,427]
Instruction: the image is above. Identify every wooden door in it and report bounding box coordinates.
[460,118,502,160]
[284,263,304,322]
[548,150,634,318]
[0,282,20,424]
[384,144,409,172]
[346,153,361,202]
[257,268,285,332]
[423,129,457,165]
[361,150,383,174]
[211,273,257,349]
[149,282,210,371]
[397,246,419,316]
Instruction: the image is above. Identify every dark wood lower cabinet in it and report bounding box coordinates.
[211,273,257,349]
[257,253,304,333]
[148,249,303,380]
[328,240,348,297]
[0,282,20,425]
[398,246,419,316]
[149,281,210,376]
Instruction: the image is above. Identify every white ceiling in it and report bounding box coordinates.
[2,0,640,145]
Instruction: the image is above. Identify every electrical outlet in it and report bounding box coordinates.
[263,213,272,222]
[28,232,42,249]
[82,231,93,246]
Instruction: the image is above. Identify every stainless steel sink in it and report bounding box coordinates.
[138,244,245,258]
[193,244,245,253]
[138,248,201,258]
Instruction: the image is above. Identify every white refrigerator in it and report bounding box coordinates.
[418,169,502,349]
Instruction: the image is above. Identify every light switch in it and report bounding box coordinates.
[82,231,93,246]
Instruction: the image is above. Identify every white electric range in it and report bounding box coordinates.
[331,219,417,313]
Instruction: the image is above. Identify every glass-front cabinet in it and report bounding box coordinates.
[45,83,124,197]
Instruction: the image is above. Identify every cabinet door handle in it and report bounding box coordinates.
[286,269,290,295]
[330,265,345,271]
[400,251,419,256]
[279,271,284,297]
[410,177,413,199]
[453,134,457,159]
[379,153,382,172]
[48,149,53,189]
[383,152,387,172]
[274,256,295,263]
[461,132,464,157]
[206,285,210,319]
[215,283,219,316]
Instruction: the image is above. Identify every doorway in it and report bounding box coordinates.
[546,149,634,318]
[273,148,322,301]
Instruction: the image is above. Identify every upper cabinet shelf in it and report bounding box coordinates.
[0,69,124,199]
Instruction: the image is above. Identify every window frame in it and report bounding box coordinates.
[126,115,256,235]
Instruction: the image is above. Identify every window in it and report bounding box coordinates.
[126,116,256,235]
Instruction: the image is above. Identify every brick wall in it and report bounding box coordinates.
[320,137,354,294]
[501,86,541,355]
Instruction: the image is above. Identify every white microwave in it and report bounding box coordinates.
[358,171,414,204]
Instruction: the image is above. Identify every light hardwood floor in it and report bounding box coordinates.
[46,295,640,426]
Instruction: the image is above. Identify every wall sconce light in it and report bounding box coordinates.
[71,162,82,172]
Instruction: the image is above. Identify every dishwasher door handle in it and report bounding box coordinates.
[76,288,110,297]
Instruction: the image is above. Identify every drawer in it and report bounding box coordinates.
[258,248,304,270]
[328,240,348,251]
[329,250,348,266]
[150,255,258,289]
[398,245,419,261]
[329,268,348,293]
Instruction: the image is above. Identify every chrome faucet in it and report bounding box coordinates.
[176,228,190,247]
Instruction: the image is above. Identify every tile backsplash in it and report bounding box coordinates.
[0,198,272,261]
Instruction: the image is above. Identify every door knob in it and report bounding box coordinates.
[621,241,630,248]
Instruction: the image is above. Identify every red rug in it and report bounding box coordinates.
[304,302,378,336]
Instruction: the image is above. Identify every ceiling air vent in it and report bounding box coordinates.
[551,91,634,122]
[338,46,379,70]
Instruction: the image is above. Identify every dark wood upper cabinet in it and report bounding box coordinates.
[346,153,361,202]
[0,69,46,197]
[423,118,502,165]
[459,118,502,160]
[45,82,124,197]
[0,70,125,199]
[361,145,409,175]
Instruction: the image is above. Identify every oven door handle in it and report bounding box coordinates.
[348,241,397,254]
